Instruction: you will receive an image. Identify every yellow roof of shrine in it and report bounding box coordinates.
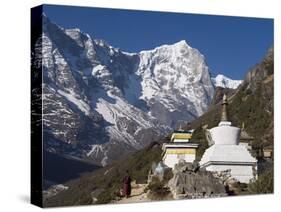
[171,131,193,141]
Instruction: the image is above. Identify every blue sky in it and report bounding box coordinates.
[43,4,273,80]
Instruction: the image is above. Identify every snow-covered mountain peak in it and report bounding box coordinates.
[212,74,242,89]
[158,39,190,50]
[140,39,191,55]
[172,39,190,48]
[39,16,217,165]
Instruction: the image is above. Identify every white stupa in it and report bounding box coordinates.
[200,94,257,183]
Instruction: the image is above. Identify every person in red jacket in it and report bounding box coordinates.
[122,170,132,198]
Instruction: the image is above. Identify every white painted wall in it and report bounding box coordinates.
[206,164,257,183]
[163,153,196,168]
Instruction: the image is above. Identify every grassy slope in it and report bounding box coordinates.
[44,142,164,207]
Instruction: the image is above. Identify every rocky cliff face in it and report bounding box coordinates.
[37,15,224,166]
[245,47,273,87]
[168,161,226,199]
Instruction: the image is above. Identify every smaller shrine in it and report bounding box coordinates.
[162,127,199,168]
[199,94,257,183]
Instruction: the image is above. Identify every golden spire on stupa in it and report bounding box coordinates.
[221,94,228,122]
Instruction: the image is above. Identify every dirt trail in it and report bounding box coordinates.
[115,182,150,204]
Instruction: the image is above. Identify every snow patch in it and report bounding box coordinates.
[87,144,104,157]
[95,100,115,124]
[92,64,106,76]
[43,184,69,199]
[57,89,90,115]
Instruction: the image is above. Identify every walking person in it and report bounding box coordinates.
[123,170,131,198]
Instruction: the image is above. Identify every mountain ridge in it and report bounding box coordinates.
[39,15,241,166]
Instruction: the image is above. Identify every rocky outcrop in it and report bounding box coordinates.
[245,47,273,88]
[168,161,226,199]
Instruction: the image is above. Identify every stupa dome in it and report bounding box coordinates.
[209,125,241,145]
[206,94,241,145]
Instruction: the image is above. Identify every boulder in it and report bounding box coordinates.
[168,161,226,199]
